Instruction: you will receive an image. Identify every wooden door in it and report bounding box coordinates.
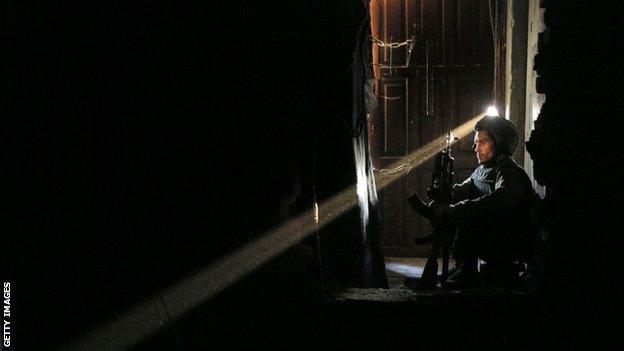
[369,0,503,256]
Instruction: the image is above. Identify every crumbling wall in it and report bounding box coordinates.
[526,0,623,346]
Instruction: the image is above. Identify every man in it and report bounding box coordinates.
[433,116,537,287]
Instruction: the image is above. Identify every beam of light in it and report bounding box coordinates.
[373,113,484,189]
[59,113,485,351]
[486,105,499,117]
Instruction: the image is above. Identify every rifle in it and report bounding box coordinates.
[407,131,457,289]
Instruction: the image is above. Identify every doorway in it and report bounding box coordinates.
[369,0,506,256]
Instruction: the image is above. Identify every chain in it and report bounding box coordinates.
[374,164,409,174]
[370,36,413,49]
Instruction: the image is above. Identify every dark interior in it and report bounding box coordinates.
[2,0,622,349]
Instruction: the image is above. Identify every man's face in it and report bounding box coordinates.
[473,130,496,164]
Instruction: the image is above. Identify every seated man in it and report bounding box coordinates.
[434,116,537,287]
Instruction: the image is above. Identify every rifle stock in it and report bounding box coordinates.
[419,242,439,290]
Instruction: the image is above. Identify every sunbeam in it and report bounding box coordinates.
[59,112,485,351]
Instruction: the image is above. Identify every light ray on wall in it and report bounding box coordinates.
[59,113,485,351]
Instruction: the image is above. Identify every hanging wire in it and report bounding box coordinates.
[336,0,382,82]
[337,15,370,83]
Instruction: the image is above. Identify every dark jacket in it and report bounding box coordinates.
[449,154,537,262]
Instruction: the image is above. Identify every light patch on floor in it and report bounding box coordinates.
[385,257,455,289]
[385,262,424,278]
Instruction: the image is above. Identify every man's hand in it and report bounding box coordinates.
[407,193,433,219]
